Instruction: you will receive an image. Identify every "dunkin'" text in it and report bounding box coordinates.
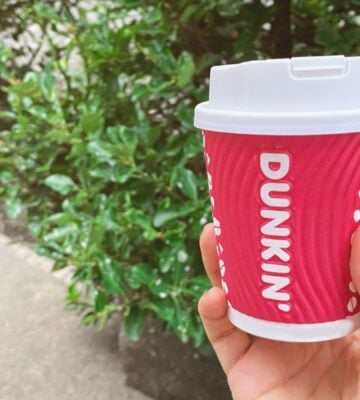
[260,153,292,313]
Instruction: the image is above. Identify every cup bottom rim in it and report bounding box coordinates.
[228,305,360,343]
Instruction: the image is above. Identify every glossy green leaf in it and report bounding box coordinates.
[44,224,78,242]
[153,204,197,227]
[5,197,23,219]
[148,278,170,298]
[151,298,174,321]
[176,167,198,200]
[153,210,180,227]
[9,77,41,97]
[125,307,146,341]
[176,52,195,87]
[142,41,176,75]
[52,260,68,271]
[217,1,242,17]
[1,0,353,350]
[0,111,15,120]
[95,290,107,313]
[39,66,55,99]
[87,140,115,164]
[44,175,77,195]
[100,258,124,294]
[65,283,80,303]
[82,313,96,326]
[131,263,154,285]
[159,246,177,274]
[80,113,104,134]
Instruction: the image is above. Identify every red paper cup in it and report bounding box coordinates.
[195,56,360,342]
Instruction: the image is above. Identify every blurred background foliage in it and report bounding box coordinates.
[1,0,360,349]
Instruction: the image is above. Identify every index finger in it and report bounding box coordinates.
[350,226,360,292]
[199,223,222,288]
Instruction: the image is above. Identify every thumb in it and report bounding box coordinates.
[198,287,251,375]
[350,226,360,292]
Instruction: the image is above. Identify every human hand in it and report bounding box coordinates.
[198,223,360,400]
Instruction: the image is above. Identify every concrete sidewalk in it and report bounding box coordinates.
[0,233,151,400]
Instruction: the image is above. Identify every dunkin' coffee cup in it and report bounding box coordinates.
[194,55,360,342]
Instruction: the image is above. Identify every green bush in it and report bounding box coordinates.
[1,0,360,348]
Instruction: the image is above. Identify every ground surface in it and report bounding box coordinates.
[0,207,231,400]
[119,317,231,400]
[0,233,151,400]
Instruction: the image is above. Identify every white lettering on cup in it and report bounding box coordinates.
[260,152,292,312]
[260,153,290,180]
[204,144,230,303]
[260,183,290,207]
[207,172,213,190]
[261,275,291,301]
[262,263,290,274]
[213,217,222,236]
[261,238,290,262]
[260,210,290,237]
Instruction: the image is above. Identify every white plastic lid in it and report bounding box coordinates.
[194,55,360,135]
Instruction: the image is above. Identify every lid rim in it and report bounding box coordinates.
[198,56,360,133]
[194,102,360,135]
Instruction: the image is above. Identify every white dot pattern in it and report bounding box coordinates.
[348,191,360,314]
[354,210,360,222]
[349,281,357,293]
[348,297,358,313]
